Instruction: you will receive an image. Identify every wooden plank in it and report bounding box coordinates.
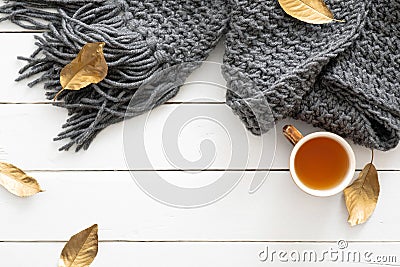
[0,34,44,102]
[0,171,398,241]
[0,20,24,32]
[0,33,226,103]
[0,104,398,170]
[1,241,400,267]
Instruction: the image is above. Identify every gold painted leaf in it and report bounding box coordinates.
[344,163,380,226]
[57,42,108,99]
[59,224,98,267]
[0,162,43,197]
[278,0,342,24]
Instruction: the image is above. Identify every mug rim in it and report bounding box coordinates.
[289,131,356,197]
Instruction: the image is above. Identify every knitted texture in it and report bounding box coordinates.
[224,0,400,151]
[1,0,399,151]
[0,0,229,151]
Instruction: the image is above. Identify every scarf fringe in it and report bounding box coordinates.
[0,0,177,151]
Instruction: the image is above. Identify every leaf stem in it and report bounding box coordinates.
[371,149,374,164]
[53,88,65,101]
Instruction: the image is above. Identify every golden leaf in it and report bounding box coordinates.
[56,42,108,99]
[0,162,43,197]
[59,224,99,267]
[278,0,343,24]
[344,161,380,226]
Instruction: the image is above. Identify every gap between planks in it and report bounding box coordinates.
[23,169,400,172]
[3,240,400,243]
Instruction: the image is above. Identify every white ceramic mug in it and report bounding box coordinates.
[283,125,356,197]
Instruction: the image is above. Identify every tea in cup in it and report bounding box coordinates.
[283,125,355,197]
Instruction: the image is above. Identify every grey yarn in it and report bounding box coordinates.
[224,0,400,151]
[1,0,399,152]
[0,0,229,151]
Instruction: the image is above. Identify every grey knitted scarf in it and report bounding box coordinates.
[224,0,400,151]
[1,0,399,151]
[0,0,229,151]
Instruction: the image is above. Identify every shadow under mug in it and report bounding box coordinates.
[283,125,356,197]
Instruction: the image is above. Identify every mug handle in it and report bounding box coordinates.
[283,125,304,146]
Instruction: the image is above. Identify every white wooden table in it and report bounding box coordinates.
[1,9,400,267]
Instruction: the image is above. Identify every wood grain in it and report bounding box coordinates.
[0,171,398,241]
[0,104,398,170]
